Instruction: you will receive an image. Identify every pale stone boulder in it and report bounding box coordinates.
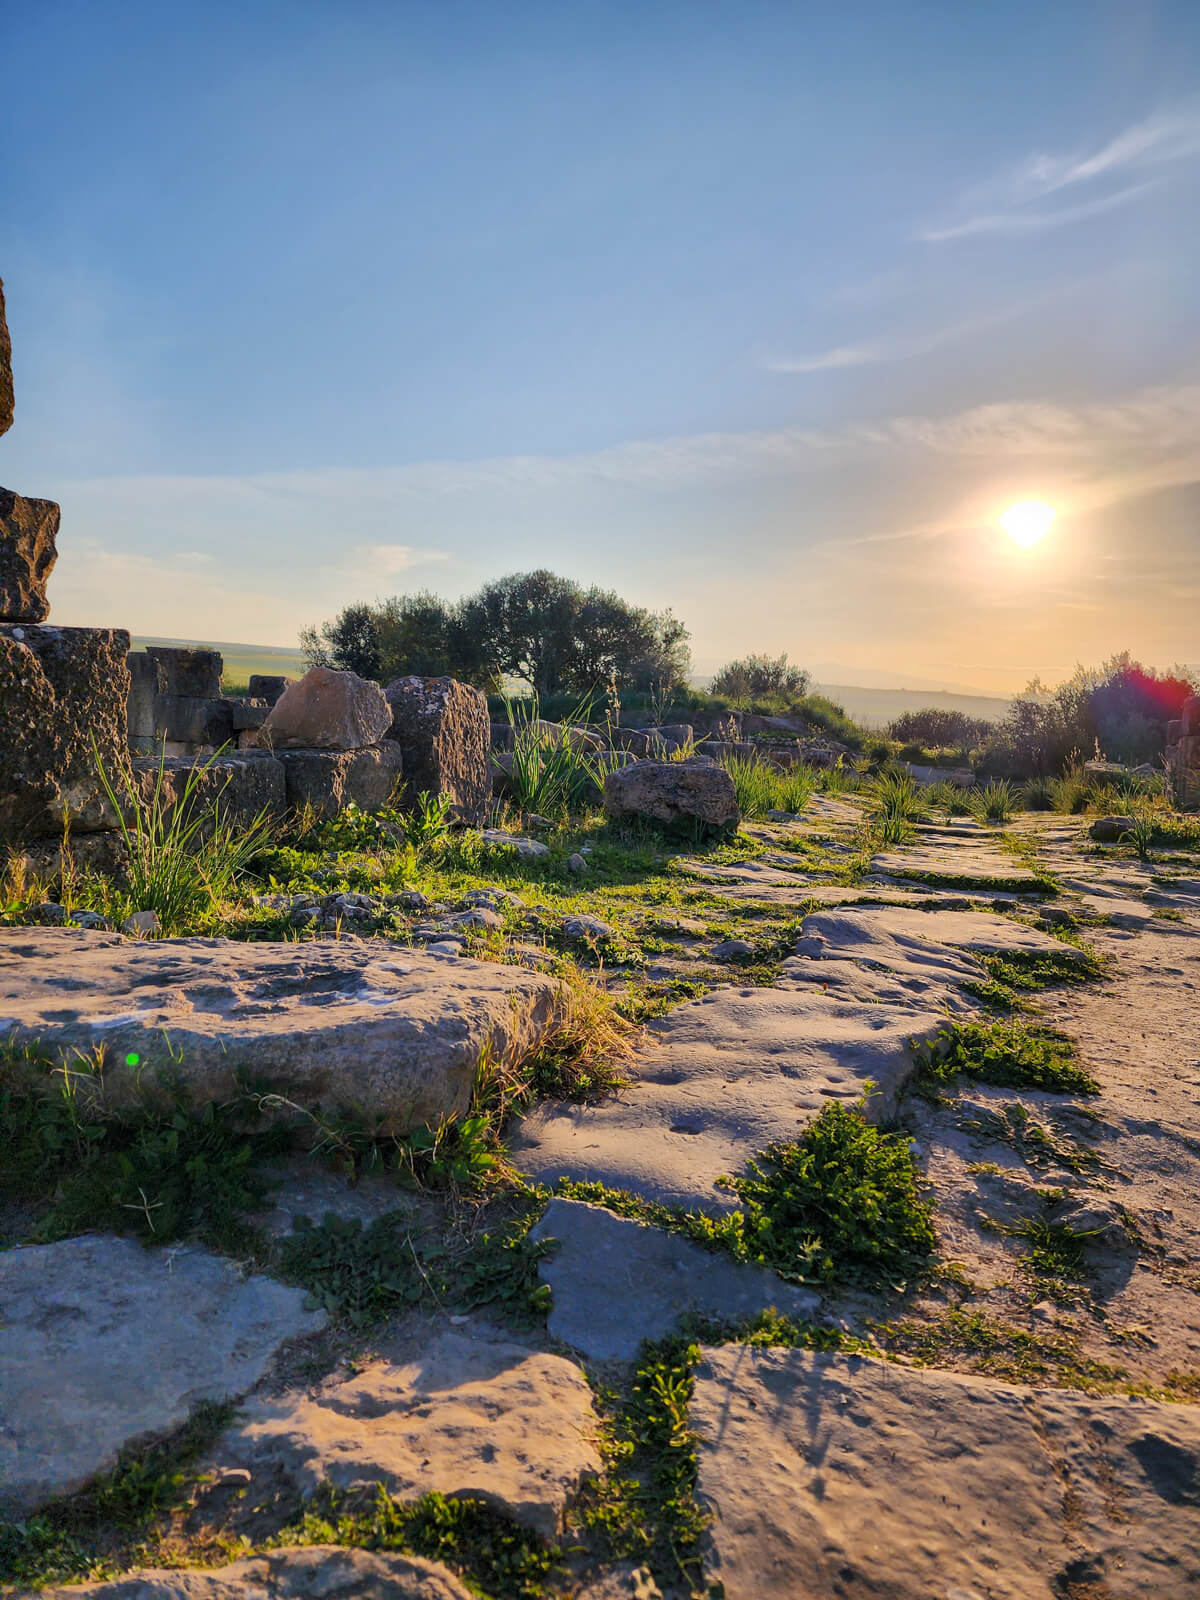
[0,623,130,845]
[604,757,739,835]
[0,1234,325,1516]
[0,487,59,621]
[262,665,392,751]
[37,1547,476,1600]
[692,1345,1200,1599]
[0,928,568,1132]
[384,675,491,824]
[215,1329,602,1536]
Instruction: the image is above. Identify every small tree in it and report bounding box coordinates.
[300,603,380,679]
[710,652,810,706]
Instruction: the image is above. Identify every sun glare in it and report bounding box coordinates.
[999,500,1056,549]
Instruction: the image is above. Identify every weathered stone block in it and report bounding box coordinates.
[231,697,269,731]
[0,276,12,437]
[276,743,403,818]
[604,757,739,836]
[127,651,167,739]
[0,624,130,844]
[0,488,59,622]
[262,666,392,750]
[150,693,235,748]
[384,675,490,824]
[248,672,291,704]
[129,751,286,831]
[144,644,222,698]
[1184,696,1200,737]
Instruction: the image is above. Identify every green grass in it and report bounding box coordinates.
[865,769,927,846]
[917,1021,1100,1096]
[717,753,816,819]
[968,779,1017,825]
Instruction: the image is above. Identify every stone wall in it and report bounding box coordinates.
[127,646,277,757]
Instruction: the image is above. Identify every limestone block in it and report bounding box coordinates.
[0,487,59,622]
[384,675,491,825]
[604,757,739,836]
[128,751,286,831]
[0,928,569,1132]
[0,624,130,844]
[144,644,222,698]
[0,1233,325,1516]
[230,697,268,731]
[275,743,403,818]
[247,672,291,704]
[150,693,235,748]
[127,651,167,739]
[262,666,392,750]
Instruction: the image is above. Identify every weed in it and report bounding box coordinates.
[960,1101,1105,1175]
[878,1309,1126,1390]
[273,1483,561,1599]
[866,771,926,845]
[94,742,276,934]
[727,1101,936,1287]
[916,1021,1100,1096]
[503,694,611,819]
[1021,776,1054,811]
[969,779,1016,825]
[580,1337,706,1591]
[719,753,816,820]
[278,1212,424,1329]
[1018,1212,1093,1284]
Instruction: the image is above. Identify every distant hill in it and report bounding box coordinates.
[132,636,307,690]
[812,683,1012,730]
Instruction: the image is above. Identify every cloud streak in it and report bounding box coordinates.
[921,104,1200,242]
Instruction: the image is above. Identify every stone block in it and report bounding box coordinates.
[144,644,222,698]
[384,675,490,824]
[0,488,59,622]
[1184,696,1200,737]
[127,651,167,739]
[276,743,403,819]
[0,276,11,436]
[129,751,286,831]
[231,697,269,731]
[262,666,392,750]
[604,757,739,837]
[248,673,291,704]
[0,624,130,844]
[150,693,235,747]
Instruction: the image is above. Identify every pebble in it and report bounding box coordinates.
[121,910,162,939]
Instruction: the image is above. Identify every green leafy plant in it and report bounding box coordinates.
[726,1100,936,1287]
[917,1021,1099,1095]
[504,694,612,818]
[969,779,1016,825]
[866,769,926,845]
[278,1212,423,1329]
[718,752,816,819]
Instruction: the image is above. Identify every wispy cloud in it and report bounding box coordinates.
[921,104,1200,242]
[764,302,1030,373]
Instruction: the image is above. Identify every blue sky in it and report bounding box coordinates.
[3,0,1199,690]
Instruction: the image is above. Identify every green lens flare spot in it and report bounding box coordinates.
[125,1052,140,1067]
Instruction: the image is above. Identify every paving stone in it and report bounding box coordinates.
[0,929,567,1133]
[872,842,1041,887]
[0,1234,325,1516]
[512,988,942,1212]
[215,1328,601,1535]
[692,1345,1200,1599]
[530,1199,819,1362]
[37,1547,476,1600]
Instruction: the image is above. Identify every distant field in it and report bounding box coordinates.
[132,636,307,691]
[813,683,1013,729]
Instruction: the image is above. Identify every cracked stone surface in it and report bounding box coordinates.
[512,987,942,1211]
[692,1344,1200,1600]
[0,1234,325,1516]
[213,1328,601,1536]
[0,929,566,1132]
[531,1199,819,1362]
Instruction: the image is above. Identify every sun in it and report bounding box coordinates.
[999,500,1056,549]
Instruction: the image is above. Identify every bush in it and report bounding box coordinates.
[729,1102,936,1286]
[890,708,993,748]
[709,652,810,705]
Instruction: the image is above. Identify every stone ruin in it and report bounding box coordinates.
[1167,696,1200,811]
[0,278,493,877]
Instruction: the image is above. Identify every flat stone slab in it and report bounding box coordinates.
[38,1547,475,1600]
[0,1234,325,1516]
[692,1345,1200,1599]
[214,1328,600,1537]
[512,988,942,1212]
[778,904,1081,1008]
[531,1199,819,1362]
[872,843,1041,887]
[0,929,566,1131]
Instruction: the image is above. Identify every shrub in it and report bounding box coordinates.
[889,708,993,748]
[969,779,1016,825]
[729,1101,936,1286]
[709,652,810,705]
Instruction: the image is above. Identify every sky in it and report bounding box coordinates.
[2,0,1199,693]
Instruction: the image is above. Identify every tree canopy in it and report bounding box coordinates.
[301,570,691,696]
